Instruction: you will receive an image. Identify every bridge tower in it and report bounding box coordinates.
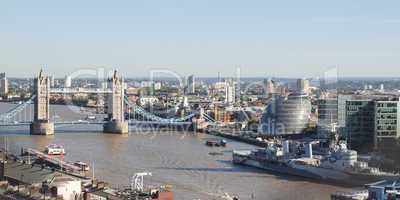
[30,70,54,135]
[103,70,128,134]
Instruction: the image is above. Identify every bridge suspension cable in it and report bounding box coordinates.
[0,95,36,123]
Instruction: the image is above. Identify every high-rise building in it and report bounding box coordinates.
[0,73,8,96]
[345,100,375,153]
[187,75,195,94]
[337,94,371,130]
[297,78,310,93]
[153,82,162,90]
[225,84,235,105]
[50,75,55,87]
[317,98,338,136]
[374,100,400,150]
[65,76,72,88]
[263,78,275,95]
[379,84,385,92]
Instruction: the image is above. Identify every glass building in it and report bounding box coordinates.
[345,100,375,153]
[374,100,400,150]
[261,93,311,135]
[317,98,338,137]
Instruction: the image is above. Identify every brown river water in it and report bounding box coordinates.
[0,103,353,200]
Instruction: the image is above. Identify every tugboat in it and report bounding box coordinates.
[206,139,227,147]
[44,144,65,155]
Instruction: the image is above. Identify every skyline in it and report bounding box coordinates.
[1,0,400,77]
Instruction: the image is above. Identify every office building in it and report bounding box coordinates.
[263,78,275,95]
[345,100,375,153]
[317,98,338,137]
[49,75,55,87]
[297,78,310,93]
[338,94,355,128]
[379,84,384,92]
[187,75,195,94]
[338,94,375,132]
[374,100,400,150]
[261,93,311,135]
[0,73,8,96]
[225,83,235,105]
[65,76,72,88]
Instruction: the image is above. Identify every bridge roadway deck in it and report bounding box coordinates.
[0,120,192,126]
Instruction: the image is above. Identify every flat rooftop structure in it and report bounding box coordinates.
[0,158,83,186]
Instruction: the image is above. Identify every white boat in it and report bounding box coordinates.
[44,144,65,155]
[86,115,96,120]
[73,161,90,171]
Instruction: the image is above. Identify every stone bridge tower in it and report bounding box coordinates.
[103,70,128,134]
[30,70,54,135]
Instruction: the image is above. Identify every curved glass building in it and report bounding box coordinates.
[261,93,311,135]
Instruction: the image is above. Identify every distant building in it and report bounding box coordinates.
[339,94,400,152]
[225,82,235,105]
[139,96,159,106]
[0,73,8,96]
[261,93,311,135]
[187,75,195,94]
[379,84,384,92]
[212,105,234,122]
[140,81,153,88]
[65,75,72,88]
[345,100,375,152]
[154,82,162,90]
[297,78,310,93]
[374,100,400,150]
[337,94,355,128]
[213,81,226,90]
[338,94,375,132]
[263,78,275,95]
[50,75,55,87]
[317,98,338,137]
[276,84,288,96]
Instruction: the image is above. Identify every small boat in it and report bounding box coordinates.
[86,115,96,120]
[205,139,227,147]
[222,193,240,200]
[44,144,65,155]
[73,161,90,171]
[208,151,224,156]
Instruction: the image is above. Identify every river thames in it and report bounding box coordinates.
[0,103,353,200]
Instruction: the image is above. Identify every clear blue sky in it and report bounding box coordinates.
[1,0,399,78]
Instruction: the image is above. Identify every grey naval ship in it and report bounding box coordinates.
[233,140,399,185]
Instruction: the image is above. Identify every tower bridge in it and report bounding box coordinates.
[103,70,128,134]
[30,70,53,135]
[0,70,214,135]
[29,70,129,135]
